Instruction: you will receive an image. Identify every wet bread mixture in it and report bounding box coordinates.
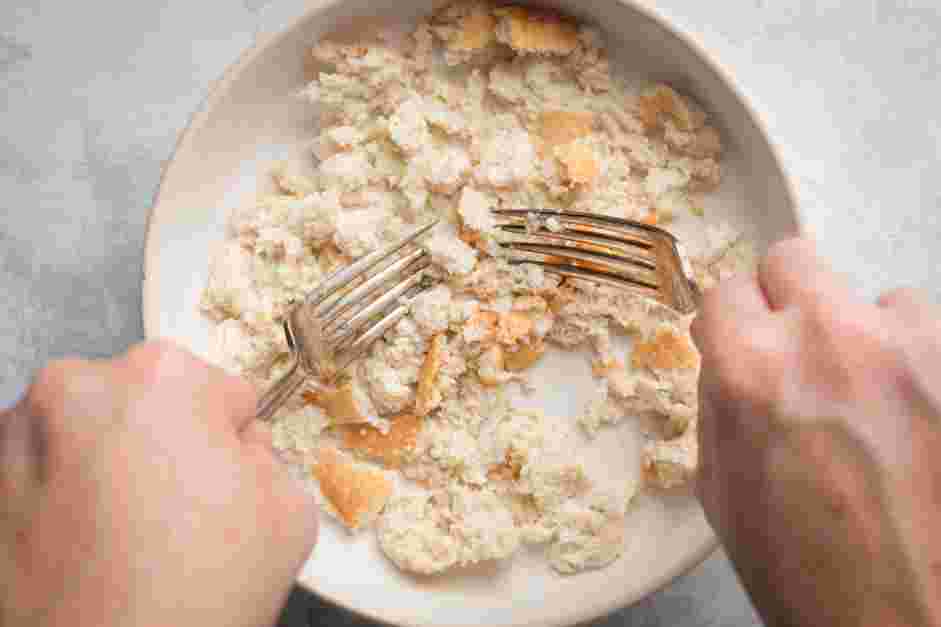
[201,1,754,575]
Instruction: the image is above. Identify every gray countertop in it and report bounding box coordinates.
[2,1,939,625]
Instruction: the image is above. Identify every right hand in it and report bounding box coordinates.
[692,238,941,627]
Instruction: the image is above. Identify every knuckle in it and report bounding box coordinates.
[878,287,924,310]
[27,358,88,414]
[806,299,874,349]
[763,237,814,270]
[802,300,898,398]
[708,323,786,406]
[124,340,202,385]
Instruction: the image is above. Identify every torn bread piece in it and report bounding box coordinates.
[341,413,423,468]
[547,496,626,574]
[631,324,699,371]
[495,7,579,56]
[643,422,698,489]
[538,110,594,151]
[313,447,393,530]
[377,492,461,574]
[555,139,600,186]
[449,4,497,53]
[416,334,446,417]
[302,380,379,425]
[504,340,545,372]
[638,83,707,132]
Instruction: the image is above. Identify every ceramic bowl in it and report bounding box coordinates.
[143,1,799,625]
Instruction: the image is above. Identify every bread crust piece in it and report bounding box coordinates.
[312,447,393,530]
[631,325,699,371]
[538,110,595,151]
[554,140,600,186]
[494,7,579,56]
[450,5,497,52]
[638,83,707,132]
[341,413,423,468]
[415,334,446,417]
[302,381,376,425]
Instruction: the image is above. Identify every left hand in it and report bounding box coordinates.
[0,341,319,627]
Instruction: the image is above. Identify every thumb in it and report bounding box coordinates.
[242,420,319,560]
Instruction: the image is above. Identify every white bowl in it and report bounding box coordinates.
[143,1,800,625]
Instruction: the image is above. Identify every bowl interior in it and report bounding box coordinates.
[144,1,798,625]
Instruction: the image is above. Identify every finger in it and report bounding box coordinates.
[120,340,258,434]
[757,237,854,311]
[238,443,319,627]
[27,358,120,438]
[240,420,276,454]
[691,272,769,355]
[247,437,320,572]
[877,287,937,315]
[0,400,46,521]
[878,288,941,367]
[695,377,723,532]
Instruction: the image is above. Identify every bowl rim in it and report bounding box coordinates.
[142,0,801,624]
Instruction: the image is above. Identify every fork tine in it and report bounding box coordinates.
[492,209,666,245]
[332,300,416,373]
[498,226,658,271]
[502,241,660,288]
[493,209,701,314]
[325,268,427,345]
[494,208,662,288]
[517,260,662,299]
[304,220,438,308]
[315,248,429,323]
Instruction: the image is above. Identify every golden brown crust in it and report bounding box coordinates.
[451,6,497,51]
[538,110,595,150]
[638,84,706,132]
[555,141,599,186]
[504,341,546,372]
[415,335,446,417]
[464,310,500,343]
[495,7,579,55]
[318,242,352,273]
[341,413,423,468]
[312,447,393,530]
[496,312,534,345]
[302,382,368,424]
[631,327,699,371]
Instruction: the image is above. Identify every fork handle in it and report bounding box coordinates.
[255,360,308,422]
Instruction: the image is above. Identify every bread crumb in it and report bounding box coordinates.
[377,493,460,574]
[643,424,698,489]
[378,486,520,574]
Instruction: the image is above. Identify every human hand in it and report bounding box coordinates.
[0,341,318,627]
[692,238,941,627]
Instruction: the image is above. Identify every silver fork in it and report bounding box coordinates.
[255,221,438,422]
[492,209,701,314]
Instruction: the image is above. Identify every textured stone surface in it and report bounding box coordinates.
[2,1,940,625]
